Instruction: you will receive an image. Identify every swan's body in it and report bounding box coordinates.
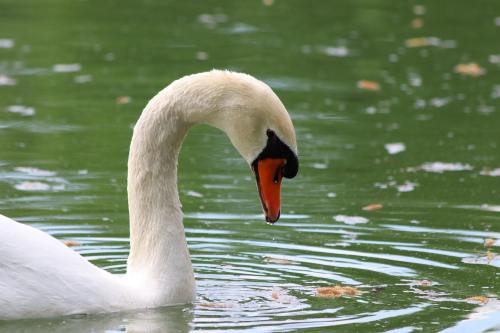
[0,70,298,320]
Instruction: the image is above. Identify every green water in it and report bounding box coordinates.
[1,0,499,332]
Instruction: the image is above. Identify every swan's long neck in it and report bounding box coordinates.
[126,82,201,299]
[124,71,295,303]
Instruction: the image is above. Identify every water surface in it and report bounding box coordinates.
[1,1,499,332]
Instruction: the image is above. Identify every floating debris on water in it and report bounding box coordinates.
[312,162,328,169]
[384,142,406,155]
[480,168,500,177]
[196,51,209,60]
[62,240,81,247]
[454,63,486,77]
[397,181,418,193]
[316,285,361,298]
[409,162,474,173]
[6,105,35,116]
[484,239,497,248]
[413,279,434,287]
[116,96,131,105]
[262,0,274,6]
[375,180,418,193]
[53,63,81,73]
[413,5,426,15]
[333,215,369,225]
[405,37,456,48]
[466,296,490,305]
[321,46,349,57]
[490,55,500,64]
[411,18,424,29]
[198,13,228,29]
[357,80,380,91]
[0,74,17,86]
[362,203,383,211]
[327,192,337,198]
[430,97,452,108]
[0,39,14,48]
[74,74,92,84]
[187,190,203,198]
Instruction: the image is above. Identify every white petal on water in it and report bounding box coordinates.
[53,63,81,73]
[312,163,328,169]
[397,182,418,193]
[0,75,16,86]
[419,162,473,173]
[430,97,451,108]
[480,168,500,177]
[187,190,204,198]
[333,215,369,225]
[74,74,92,83]
[6,105,35,116]
[321,46,349,57]
[0,39,14,48]
[490,55,500,64]
[384,142,406,155]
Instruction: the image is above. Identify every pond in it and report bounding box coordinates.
[0,0,499,332]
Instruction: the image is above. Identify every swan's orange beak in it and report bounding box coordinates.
[255,158,286,224]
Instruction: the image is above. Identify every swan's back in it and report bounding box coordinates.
[0,214,130,319]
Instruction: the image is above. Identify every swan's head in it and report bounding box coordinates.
[203,71,299,224]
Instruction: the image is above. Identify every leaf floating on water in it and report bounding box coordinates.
[62,240,81,247]
[316,285,361,298]
[484,238,497,248]
[357,80,380,91]
[411,18,424,29]
[116,96,131,105]
[466,296,489,305]
[454,63,485,77]
[405,37,437,48]
[362,203,383,211]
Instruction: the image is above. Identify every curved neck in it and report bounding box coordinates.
[126,86,196,292]
[124,71,291,301]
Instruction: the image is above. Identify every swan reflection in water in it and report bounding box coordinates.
[0,305,193,333]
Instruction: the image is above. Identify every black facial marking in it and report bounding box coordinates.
[251,129,299,179]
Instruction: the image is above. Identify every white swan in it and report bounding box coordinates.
[0,70,299,320]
